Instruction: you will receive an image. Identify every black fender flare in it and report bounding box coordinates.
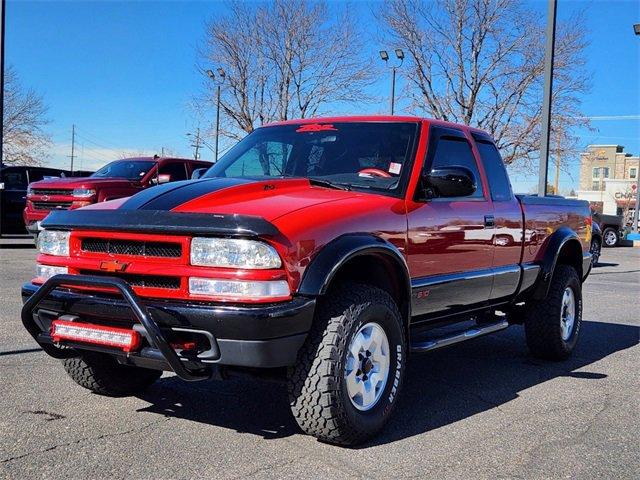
[297,233,411,318]
[533,226,585,300]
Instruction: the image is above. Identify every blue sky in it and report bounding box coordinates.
[6,0,640,192]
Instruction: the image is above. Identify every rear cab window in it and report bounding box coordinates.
[472,133,513,202]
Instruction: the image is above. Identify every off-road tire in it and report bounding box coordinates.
[287,284,406,446]
[524,265,582,360]
[62,351,162,396]
[602,227,618,248]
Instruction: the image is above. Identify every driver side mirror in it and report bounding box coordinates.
[191,168,207,180]
[421,166,476,199]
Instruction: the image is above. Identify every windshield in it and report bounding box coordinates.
[203,122,419,195]
[91,160,155,180]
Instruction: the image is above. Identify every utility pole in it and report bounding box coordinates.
[69,124,76,173]
[537,0,557,197]
[554,128,561,194]
[190,128,201,160]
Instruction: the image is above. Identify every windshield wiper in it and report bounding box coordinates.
[308,178,352,191]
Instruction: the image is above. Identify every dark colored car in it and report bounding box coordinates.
[590,221,602,266]
[23,157,212,236]
[592,212,624,247]
[0,166,88,234]
[21,116,592,446]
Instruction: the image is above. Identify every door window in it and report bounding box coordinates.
[429,136,484,198]
[2,170,27,190]
[158,163,188,182]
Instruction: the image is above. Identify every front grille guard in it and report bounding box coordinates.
[21,274,210,381]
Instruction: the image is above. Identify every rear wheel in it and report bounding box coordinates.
[602,227,618,247]
[62,351,162,396]
[287,284,406,446]
[524,265,582,360]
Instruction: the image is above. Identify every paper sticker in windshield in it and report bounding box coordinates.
[296,123,338,133]
[388,162,402,175]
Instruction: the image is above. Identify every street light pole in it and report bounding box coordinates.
[0,0,6,237]
[380,49,404,115]
[206,68,226,162]
[215,83,221,162]
[632,24,640,232]
[537,0,557,198]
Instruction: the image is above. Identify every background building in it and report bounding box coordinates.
[575,145,638,221]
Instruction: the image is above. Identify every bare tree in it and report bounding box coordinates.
[198,0,374,140]
[379,0,590,167]
[2,66,51,166]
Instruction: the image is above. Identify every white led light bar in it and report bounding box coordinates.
[50,320,141,352]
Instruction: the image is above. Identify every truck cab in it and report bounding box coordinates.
[23,157,212,236]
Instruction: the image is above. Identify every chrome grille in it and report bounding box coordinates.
[32,201,73,210]
[79,270,181,289]
[31,189,73,196]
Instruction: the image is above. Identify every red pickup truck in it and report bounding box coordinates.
[23,156,212,236]
[21,117,592,446]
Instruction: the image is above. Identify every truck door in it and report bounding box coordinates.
[471,133,523,301]
[407,126,495,317]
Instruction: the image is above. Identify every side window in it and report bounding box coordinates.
[224,141,292,178]
[159,163,188,182]
[473,138,513,201]
[2,170,27,190]
[429,135,484,198]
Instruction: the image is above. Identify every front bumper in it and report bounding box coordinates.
[21,275,315,380]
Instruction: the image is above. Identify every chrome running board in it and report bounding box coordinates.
[410,320,509,354]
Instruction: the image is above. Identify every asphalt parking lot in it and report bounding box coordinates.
[0,239,638,480]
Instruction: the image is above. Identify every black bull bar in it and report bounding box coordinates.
[21,274,211,381]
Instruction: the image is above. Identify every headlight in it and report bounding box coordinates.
[36,264,68,281]
[72,188,96,198]
[37,230,70,256]
[188,278,290,299]
[190,238,281,269]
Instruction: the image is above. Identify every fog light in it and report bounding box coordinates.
[188,277,290,300]
[36,264,68,281]
[50,320,141,352]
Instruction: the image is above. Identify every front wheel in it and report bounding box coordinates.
[602,227,618,247]
[287,284,406,446]
[524,265,582,360]
[62,351,162,396]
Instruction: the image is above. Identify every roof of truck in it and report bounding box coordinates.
[264,115,489,136]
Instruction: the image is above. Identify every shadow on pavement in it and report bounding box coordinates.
[593,262,619,268]
[136,320,638,445]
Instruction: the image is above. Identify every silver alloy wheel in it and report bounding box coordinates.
[344,322,390,411]
[560,287,576,341]
[604,230,617,246]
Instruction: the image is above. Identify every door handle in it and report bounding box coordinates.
[484,215,495,228]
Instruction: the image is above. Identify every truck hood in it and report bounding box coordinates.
[111,177,362,222]
[29,177,138,189]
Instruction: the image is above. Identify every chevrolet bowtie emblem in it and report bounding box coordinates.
[99,260,128,273]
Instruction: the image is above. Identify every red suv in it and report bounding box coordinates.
[24,156,212,236]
